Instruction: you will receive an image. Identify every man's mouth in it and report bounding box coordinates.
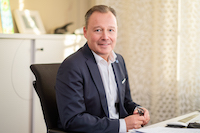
[99,43,108,45]
[98,42,111,46]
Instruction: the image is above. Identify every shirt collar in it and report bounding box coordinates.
[92,51,117,64]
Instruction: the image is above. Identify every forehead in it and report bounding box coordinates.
[87,11,117,28]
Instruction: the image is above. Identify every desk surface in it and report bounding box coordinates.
[144,111,200,129]
[128,111,200,133]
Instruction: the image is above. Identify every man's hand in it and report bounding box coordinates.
[134,107,150,125]
[124,114,145,130]
[125,107,150,131]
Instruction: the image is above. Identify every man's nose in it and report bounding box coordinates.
[101,31,109,40]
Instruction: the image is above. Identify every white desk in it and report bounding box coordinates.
[128,111,200,133]
[144,111,200,128]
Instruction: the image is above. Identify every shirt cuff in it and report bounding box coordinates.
[119,119,126,133]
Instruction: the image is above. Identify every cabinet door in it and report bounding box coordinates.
[0,39,32,133]
[35,35,86,63]
[35,39,66,63]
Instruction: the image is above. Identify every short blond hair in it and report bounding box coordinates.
[85,5,117,29]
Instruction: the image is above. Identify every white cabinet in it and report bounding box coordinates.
[0,38,32,133]
[0,34,86,133]
[35,34,86,63]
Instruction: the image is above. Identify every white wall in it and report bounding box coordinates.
[9,0,95,34]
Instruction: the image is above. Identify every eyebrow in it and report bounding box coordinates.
[93,26,117,29]
[108,26,117,29]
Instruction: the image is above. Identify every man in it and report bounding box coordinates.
[56,5,150,133]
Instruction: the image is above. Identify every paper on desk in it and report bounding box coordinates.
[128,127,200,133]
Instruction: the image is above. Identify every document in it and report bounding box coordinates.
[128,127,200,133]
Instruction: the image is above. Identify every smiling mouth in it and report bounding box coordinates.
[98,42,111,45]
[99,43,109,45]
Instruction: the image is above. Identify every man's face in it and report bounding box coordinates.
[84,11,117,61]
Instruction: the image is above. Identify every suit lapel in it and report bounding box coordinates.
[83,44,109,117]
[112,59,127,117]
[112,59,125,101]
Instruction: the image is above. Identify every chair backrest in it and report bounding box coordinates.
[30,63,61,132]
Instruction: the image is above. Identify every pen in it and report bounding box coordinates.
[137,107,144,116]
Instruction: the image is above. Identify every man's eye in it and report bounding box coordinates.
[109,29,114,32]
[95,29,101,32]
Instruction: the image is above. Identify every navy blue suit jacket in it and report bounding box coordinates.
[55,43,139,133]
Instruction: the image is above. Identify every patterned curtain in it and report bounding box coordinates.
[95,0,200,124]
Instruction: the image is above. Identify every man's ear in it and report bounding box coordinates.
[83,26,87,39]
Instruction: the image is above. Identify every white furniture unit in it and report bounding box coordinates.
[0,33,86,133]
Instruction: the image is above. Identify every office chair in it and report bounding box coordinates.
[30,63,67,133]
